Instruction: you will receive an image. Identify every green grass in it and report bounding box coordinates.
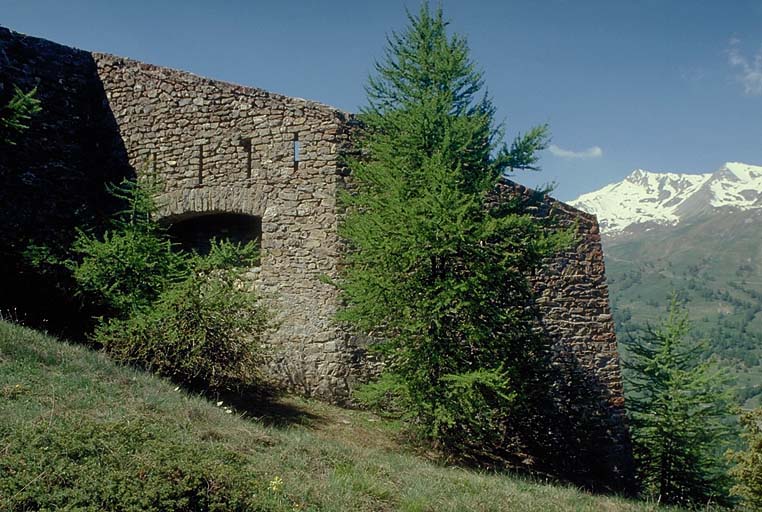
[0,320,674,511]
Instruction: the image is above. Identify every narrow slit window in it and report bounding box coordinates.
[241,138,252,179]
[198,145,204,185]
[293,133,300,170]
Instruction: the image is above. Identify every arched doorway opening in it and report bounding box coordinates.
[164,212,262,258]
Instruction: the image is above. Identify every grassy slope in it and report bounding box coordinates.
[0,320,672,512]
[604,210,762,407]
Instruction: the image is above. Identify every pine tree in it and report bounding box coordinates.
[624,297,734,506]
[0,85,41,145]
[340,4,568,458]
[729,407,762,509]
[71,178,186,317]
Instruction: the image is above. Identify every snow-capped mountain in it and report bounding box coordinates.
[569,162,762,236]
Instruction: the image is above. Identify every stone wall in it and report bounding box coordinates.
[0,27,132,335]
[91,52,367,401]
[493,180,632,485]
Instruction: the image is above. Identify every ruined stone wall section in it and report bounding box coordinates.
[92,54,360,400]
[494,180,631,478]
[1,31,629,473]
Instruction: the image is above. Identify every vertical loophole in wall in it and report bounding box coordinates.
[197,145,204,185]
[150,151,157,174]
[293,133,300,171]
[241,138,252,180]
[246,140,252,179]
[165,213,262,264]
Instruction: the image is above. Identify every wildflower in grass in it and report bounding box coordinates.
[268,475,283,493]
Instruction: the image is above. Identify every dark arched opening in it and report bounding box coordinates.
[164,212,262,258]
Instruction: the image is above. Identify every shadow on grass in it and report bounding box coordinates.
[183,381,327,430]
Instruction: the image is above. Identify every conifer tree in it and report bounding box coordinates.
[0,85,41,145]
[340,4,568,457]
[624,297,734,506]
[729,407,762,509]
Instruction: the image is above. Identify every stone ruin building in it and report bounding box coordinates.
[0,27,631,485]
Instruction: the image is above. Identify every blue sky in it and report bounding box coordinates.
[3,0,761,200]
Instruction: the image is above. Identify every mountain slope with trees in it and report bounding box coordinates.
[570,164,762,406]
[607,209,762,406]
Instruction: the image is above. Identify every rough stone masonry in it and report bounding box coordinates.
[93,52,360,401]
[0,27,631,483]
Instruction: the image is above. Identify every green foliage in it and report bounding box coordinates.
[72,228,185,316]
[71,177,269,392]
[729,408,762,509]
[95,258,268,392]
[0,417,259,511]
[432,368,519,452]
[100,285,266,390]
[193,234,261,272]
[72,178,185,317]
[0,85,41,145]
[342,4,568,458]
[624,296,735,506]
[354,372,412,418]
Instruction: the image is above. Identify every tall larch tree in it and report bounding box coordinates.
[339,3,570,459]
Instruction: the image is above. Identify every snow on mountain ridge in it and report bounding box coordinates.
[568,162,762,235]
[707,162,762,209]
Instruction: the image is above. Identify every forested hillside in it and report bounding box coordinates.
[569,162,762,407]
[604,209,762,406]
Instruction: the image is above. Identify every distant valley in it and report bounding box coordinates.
[570,162,762,406]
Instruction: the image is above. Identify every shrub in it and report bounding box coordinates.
[354,372,412,418]
[72,177,269,392]
[0,416,259,511]
[72,178,186,317]
[73,227,185,317]
[0,85,41,145]
[96,243,269,392]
